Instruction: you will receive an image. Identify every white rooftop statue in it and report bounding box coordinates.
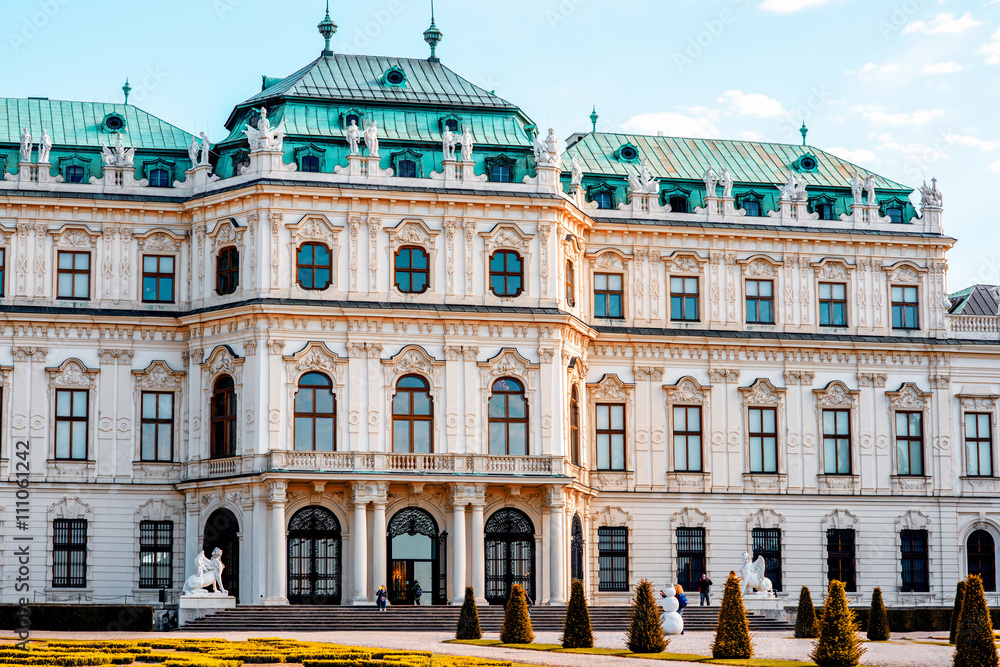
[19,128,31,163]
[460,127,474,162]
[702,167,718,198]
[38,129,52,165]
[345,120,361,156]
[442,126,456,162]
[364,121,380,158]
[244,107,286,153]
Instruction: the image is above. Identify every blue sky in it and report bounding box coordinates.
[4,0,999,290]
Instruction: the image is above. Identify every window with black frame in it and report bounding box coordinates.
[676,527,705,592]
[827,528,856,592]
[598,526,628,592]
[53,519,87,588]
[900,529,929,593]
[594,273,623,318]
[139,520,173,589]
[0,248,6,297]
[752,528,782,592]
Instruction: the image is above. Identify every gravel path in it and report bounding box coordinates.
[1,629,959,667]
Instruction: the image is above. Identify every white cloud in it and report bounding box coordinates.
[622,109,720,138]
[718,90,786,118]
[923,61,964,74]
[828,147,879,164]
[989,158,1000,173]
[945,134,1000,151]
[903,12,984,34]
[740,131,763,141]
[759,0,841,13]
[852,106,946,126]
[850,62,902,80]
[980,28,1000,64]
[874,134,949,166]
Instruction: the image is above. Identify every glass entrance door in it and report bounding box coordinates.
[386,508,443,605]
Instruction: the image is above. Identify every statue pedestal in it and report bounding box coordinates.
[178,595,236,626]
[742,596,786,622]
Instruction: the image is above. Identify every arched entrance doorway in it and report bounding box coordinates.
[387,508,445,605]
[485,508,535,605]
[570,514,584,584]
[203,508,240,602]
[287,506,342,605]
[968,529,996,592]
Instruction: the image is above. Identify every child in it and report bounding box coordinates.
[675,584,688,634]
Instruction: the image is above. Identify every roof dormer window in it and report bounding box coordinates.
[614,143,640,163]
[381,66,407,88]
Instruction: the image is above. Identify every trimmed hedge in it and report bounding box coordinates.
[806,606,1000,633]
[0,605,153,632]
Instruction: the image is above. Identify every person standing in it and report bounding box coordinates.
[698,573,714,606]
[674,584,688,635]
[413,581,423,606]
[376,584,388,612]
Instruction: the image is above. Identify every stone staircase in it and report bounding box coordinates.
[181,604,792,633]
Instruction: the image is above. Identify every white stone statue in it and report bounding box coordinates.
[199,132,211,166]
[460,127,474,162]
[702,167,718,199]
[739,551,773,597]
[571,156,583,188]
[19,128,32,163]
[442,126,456,161]
[864,174,877,206]
[38,129,52,164]
[364,121,380,158]
[721,168,733,199]
[920,177,943,208]
[243,107,286,152]
[659,585,684,635]
[188,137,201,167]
[346,120,361,156]
[534,128,559,166]
[627,170,642,194]
[101,133,135,169]
[628,158,658,195]
[850,172,865,206]
[777,170,807,202]
[182,547,228,596]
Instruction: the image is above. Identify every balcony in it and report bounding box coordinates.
[183,451,568,481]
[948,315,1000,340]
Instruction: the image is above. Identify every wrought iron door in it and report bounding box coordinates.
[570,514,584,584]
[287,507,342,605]
[386,508,443,605]
[203,508,240,602]
[484,509,535,605]
[969,530,996,592]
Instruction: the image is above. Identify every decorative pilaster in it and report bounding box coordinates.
[264,480,288,605]
[546,485,567,605]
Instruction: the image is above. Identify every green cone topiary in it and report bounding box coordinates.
[455,586,482,640]
[561,579,594,649]
[866,587,890,641]
[499,584,534,644]
[954,574,998,667]
[810,580,866,667]
[950,579,967,645]
[711,573,753,659]
[625,579,667,653]
[795,586,819,639]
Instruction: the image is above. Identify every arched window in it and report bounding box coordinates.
[210,375,237,459]
[969,530,997,592]
[393,375,433,453]
[216,247,240,295]
[149,168,171,188]
[489,251,523,298]
[570,386,581,465]
[297,243,332,290]
[300,155,320,173]
[394,247,430,294]
[488,378,527,456]
[565,260,575,307]
[397,160,417,178]
[294,372,336,452]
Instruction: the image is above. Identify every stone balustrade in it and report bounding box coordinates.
[948,315,1000,334]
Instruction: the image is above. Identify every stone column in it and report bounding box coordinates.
[372,501,387,592]
[265,480,288,604]
[470,502,486,604]
[547,486,567,605]
[352,499,369,604]
[451,502,467,604]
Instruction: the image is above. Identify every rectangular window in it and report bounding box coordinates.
[142,255,175,303]
[670,277,699,321]
[0,247,5,297]
[752,528,782,593]
[594,273,624,319]
[139,520,173,589]
[596,403,626,471]
[53,519,87,588]
[819,282,847,327]
[748,407,778,473]
[745,279,774,324]
[141,392,174,462]
[676,527,706,593]
[895,411,924,476]
[965,412,993,477]
[826,528,856,592]
[598,526,629,592]
[57,251,91,300]
[55,388,88,460]
[673,405,702,472]
[565,261,575,307]
[891,286,919,330]
[742,200,762,217]
[823,409,852,475]
[900,529,929,593]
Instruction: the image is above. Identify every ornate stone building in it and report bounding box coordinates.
[1,10,998,612]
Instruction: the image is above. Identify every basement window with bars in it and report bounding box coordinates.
[139,520,173,589]
[752,528,782,592]
[52,519,87,588]
[598,526,628,592]
[900,529,930,593]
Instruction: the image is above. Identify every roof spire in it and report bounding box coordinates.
[800,120,808,146]
[590,106,599,133]
[122,78,132,104]
[424,0,443,62]
[318,0,337,56]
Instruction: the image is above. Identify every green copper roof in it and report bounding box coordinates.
[240,54,516,110]
[565,132,911,192]
[0,98,194,151]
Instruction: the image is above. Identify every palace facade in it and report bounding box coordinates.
[1,10,999,613]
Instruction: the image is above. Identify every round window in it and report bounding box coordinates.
[386,70,405,85]
[620,147,637,161]
[104,115,124,131]
[800,157,817,170]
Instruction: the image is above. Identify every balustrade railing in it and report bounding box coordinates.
[949,315,1000,334]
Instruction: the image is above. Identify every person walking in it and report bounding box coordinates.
[413,581,423,606]
[376,584,388,612]
[698,573,714,606]
[674,584,688,634]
